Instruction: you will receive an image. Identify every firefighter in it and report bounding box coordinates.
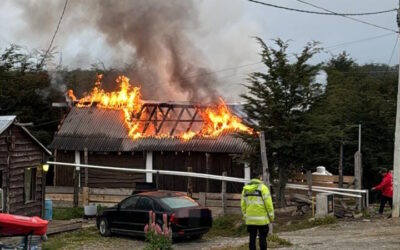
[241,175,274,250]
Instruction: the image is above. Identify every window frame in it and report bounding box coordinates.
[24,167,37,204]
[119,196,140,210]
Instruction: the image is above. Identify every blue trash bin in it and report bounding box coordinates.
[44,199,53,221]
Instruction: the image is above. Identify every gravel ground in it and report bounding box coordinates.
[62,236,248,250]
[278,218,400,250]
[42,217,400,249]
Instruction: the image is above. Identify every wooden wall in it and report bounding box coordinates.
[54,151,145,188]
[0,125,46,217]
[54,151,245,193]
[153,152,244,193]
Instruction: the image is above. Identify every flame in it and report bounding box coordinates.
[198,98,252,138]
[69,75,252,141]
[71,74,143,138]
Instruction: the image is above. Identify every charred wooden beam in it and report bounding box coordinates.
[142,106,157,133]
[170,108,185,136]
[186,108,199,132]
[156,106,172,135]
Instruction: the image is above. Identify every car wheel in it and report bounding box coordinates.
[99,217,111,237]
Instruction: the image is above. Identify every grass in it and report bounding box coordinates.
[52,207,85,220]
[274,216,336,233]
[52,205,106,220]
[205,214,247,238]
[43,227,101,250]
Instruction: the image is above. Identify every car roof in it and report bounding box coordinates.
[137,190,187,198]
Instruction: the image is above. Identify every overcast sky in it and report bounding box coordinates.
[0,0,398,101]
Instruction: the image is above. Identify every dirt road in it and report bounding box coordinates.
[279,218,400,250]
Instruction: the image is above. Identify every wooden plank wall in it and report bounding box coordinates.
[0,126,45,216]
[154,152,244,193]
[46,187,242,216]
[84,152,145,188]
[55,151,146,188]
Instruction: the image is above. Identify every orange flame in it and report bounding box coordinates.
[199,98,252,137]
[69,75,252,141]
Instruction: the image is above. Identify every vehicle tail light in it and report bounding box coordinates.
[170,213,179,225]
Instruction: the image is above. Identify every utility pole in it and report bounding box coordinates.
[392,2,400,218]
[354,124,362,210]
[259,131,271,189]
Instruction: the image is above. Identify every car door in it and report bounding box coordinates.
[112,196,140,231]
[132,196,154,232]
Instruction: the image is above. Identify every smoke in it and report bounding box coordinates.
[14,0,221,103]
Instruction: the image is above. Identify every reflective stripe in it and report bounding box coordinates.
[245,215,269,221]
[246,200,264,205]
[269,212,274,217]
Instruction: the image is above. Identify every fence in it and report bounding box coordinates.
[45,186,242,216]
[289,173,355,188]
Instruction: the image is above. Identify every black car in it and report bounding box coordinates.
[96,191,212,239]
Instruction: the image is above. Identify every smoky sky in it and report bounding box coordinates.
[13,0,220,103]
[2,0,398,102]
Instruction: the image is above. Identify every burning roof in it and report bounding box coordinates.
[48,75,254,153]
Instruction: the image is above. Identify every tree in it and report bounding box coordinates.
[303,52,398,190]
[241,38,322,207]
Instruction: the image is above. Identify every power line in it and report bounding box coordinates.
[248,0,397,16]
[38,0,69,69]
[181,61,262,80]
[325,33,396,50]
[296,0,398,33]
[180,33,397,81]
[387,35,399,66]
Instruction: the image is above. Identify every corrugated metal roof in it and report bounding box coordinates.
[49,105,253,153]
[0,115,51,155]
[0,115,16,135]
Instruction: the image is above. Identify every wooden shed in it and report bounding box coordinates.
[0,116,51,216]
[48,102,253,193]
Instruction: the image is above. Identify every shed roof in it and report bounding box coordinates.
[0,116,52,155]
[49,103,253,153]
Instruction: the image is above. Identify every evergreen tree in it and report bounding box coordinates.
[241,38,322,206]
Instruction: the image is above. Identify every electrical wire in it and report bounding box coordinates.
[38,0,69,69]
[296,0,398,33]
[325,33,396,50]
[248,0,397,16]
[181,61,262,80]
[386,35,399,66]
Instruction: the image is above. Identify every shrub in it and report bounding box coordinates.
[144,211,173,250]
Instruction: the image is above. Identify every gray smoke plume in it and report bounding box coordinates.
[15,0,220,103]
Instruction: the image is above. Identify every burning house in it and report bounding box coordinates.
[48,75,254,193]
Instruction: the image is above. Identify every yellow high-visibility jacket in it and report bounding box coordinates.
[241,178,274,225]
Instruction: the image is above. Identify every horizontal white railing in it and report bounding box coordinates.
[48,161,366,199]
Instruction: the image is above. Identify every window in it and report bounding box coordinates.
[160,196,198,209]
[24,168,36,202]
[135,197,154,210]
[120,196,139,209]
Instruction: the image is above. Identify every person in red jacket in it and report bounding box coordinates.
[372,168,393,214]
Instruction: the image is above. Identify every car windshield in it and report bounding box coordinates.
[160,196,198,209]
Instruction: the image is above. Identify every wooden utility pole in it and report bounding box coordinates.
[338,143,344,188]
[259,131,271,189]
[354,124,362,210]
[393,3,400,218]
